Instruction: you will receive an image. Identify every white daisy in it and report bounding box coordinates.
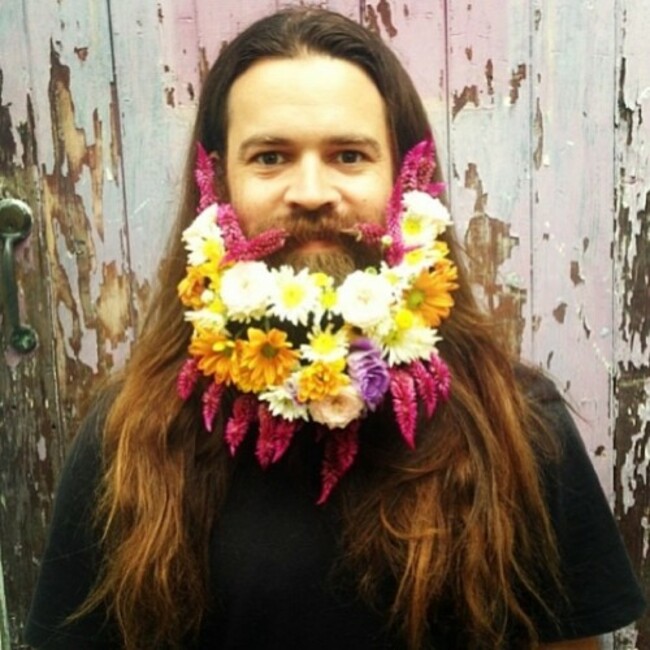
[182,204,224,266]
[268,266,320,326]
[220,261,271,321]
[300,326,350,363]
[259,381,309,421]
[380,323,441,366]
[401,191,452,247]
[337,271,395,330]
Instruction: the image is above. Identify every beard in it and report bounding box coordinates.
[253,206,383,283]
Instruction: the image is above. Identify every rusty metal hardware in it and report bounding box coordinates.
[0,198,38,354]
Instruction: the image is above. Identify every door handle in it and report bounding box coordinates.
[0,198,38,354]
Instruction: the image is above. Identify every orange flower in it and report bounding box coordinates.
[178,266,206,309]
[297,359,349,403]
[234,328,299,393]
[403,263,458,327]
[189,327,238,384]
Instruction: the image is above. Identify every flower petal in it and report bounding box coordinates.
[317,421,360,505]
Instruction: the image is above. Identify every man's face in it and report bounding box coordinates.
[225,55,394,279]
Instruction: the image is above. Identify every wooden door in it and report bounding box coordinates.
[1,1,647,648]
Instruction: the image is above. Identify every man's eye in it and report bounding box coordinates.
[254,152,284,165]
[337,151,364,164]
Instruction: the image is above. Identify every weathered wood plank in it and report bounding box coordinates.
[0,1,66,644]
[531,0,617,489]
[446,0,533,359]
[614,0,650,647]
[1,0,134,644]
[359,0,449,168]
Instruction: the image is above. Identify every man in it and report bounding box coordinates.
[26,7,644,650]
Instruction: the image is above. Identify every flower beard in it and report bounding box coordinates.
[260,208,383,283]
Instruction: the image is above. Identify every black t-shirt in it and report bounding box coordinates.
[25,382,646,649]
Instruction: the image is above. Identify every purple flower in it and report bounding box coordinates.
[347,338,390,411]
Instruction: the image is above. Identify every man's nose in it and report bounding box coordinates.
[283,157,340,212]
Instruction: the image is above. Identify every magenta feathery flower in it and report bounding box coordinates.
[383,134,447,266]
[383,184,406,266]
[347,338,390,411]
[177,358,200,401]
[195,143,218,212]
[224,394,258,455]
[409,359,438,419]
[428,353,451,401]
[216,204,288,263]
[317,420,360,505]
[256,404,300,469]
[341,222,387,247]
[202,381,225,432]
[389,368,418,448]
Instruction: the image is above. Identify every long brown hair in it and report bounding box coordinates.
[81,8,562,649]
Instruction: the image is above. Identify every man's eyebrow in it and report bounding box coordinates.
[237,136,291,159]
[237,134,384,158]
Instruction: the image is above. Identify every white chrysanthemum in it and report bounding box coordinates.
[268,266,320,326]
[181,204,224,266]
[337,271,395,330]
[300,326,350,363]
[260,382,309,421]
[380,323,441,366]
[220,261,271,321]
[308,385,365,429]
[401,191,451,247]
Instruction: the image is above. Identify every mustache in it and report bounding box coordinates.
[272,207,379,247]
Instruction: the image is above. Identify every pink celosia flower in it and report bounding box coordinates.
[195,143,218,211]
[202,381,225,432]
[383,135,447,267]
[389,368,417,448]
[217,204,287,263]
[317,420,360,505]
[341,222,387,246]
[428,353,451,400]
[177,358,200,401]
[224,394,258,455]
[409,359,438,419]
[256,404,300,468]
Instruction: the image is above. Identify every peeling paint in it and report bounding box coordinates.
[376,0,398,38]
[617,191,650,354]
[485,59,494,96]
[463,164,525,356]
[165,86,175,107]
[533,98,544,169]
[509,63,527,105]
[109,82,122,185]
[73,46,89,61]
[0,70,17,171]
[452,85,479,119]
[95,262,131,346]
[553,301,567,323]
[570,260,585,286]
[364,5,380,36]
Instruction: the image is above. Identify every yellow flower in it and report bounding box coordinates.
[178,266,206,309]
[297,359,349,403]
[403,264,458,327]
[394,308,416,330]
[320,288,338,311]
[189,327,238,384]
[234,328,299,393]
